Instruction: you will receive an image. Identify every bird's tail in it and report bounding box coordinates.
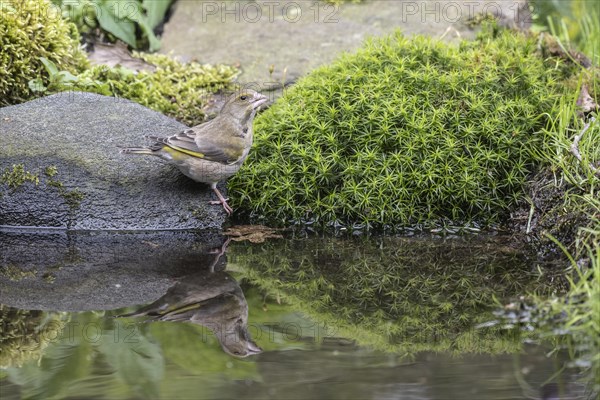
[121,147,156,156]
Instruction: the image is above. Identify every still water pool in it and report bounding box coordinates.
[0,230,592,399]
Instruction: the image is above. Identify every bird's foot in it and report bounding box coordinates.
[209,199,233,215]
[211,187,234,215]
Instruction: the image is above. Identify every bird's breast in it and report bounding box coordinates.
[179,158,242,184]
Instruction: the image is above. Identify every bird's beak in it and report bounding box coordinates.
[252,93,270,109]
[247,340,263,355]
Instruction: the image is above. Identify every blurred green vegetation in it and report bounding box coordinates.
[2,311,165,399]
[51,0,173,51]
[533,0,599,64]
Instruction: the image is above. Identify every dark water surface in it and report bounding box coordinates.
[0,231,590,399]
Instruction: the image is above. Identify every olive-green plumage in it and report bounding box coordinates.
[122,90,268,214]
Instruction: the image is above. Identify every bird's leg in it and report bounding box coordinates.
[207,237,232,272]
[209,185,233,215]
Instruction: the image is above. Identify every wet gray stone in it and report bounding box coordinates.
[0,229,226,311]
[161,0,529,86]
[0,92,227,230]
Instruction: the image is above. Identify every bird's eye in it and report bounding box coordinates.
[240,95,248,101]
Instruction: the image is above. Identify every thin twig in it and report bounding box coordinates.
[526,201,535,234]
[570,118,592,162]
[439,26,461,40]
[570,117,598,175]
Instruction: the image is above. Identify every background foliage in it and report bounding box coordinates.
[34,53,239,126]
[0,0,238,124]
[0,0,88,106]
[51,0,173,51]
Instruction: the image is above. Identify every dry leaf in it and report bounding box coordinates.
[224,225,284,243]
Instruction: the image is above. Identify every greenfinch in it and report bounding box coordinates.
[122,90,268,215]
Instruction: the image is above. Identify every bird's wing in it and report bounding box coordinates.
[149,125,243,164]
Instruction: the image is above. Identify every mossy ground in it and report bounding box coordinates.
[0,164,40,190]
[44,166,85,210]
[68,53,239,125]
[3,0,594,237]
[1,163,84,210]
[229,25,585,230]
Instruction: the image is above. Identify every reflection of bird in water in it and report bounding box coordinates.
[118,270,261,357]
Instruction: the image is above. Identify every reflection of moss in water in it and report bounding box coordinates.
[0,264,37,281]
[231,236,547,354]
[0,305,66,368]
[496,244,600,394]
